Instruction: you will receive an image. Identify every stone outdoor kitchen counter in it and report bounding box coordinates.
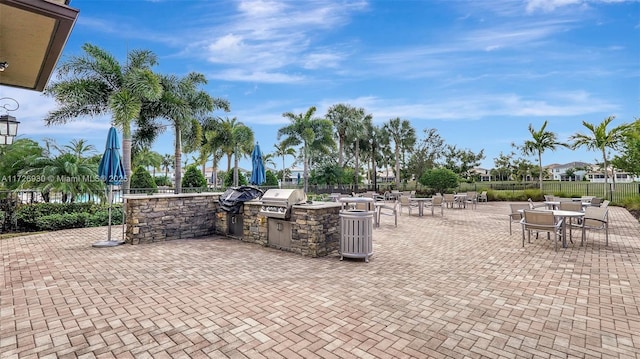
[124,193,342,257]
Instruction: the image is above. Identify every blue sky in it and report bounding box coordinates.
[2,0,638,171]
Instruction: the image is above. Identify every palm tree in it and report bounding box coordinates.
[134,148,163,177]
[139,72,229,193]
[325,103,354,167]
[278,106,335,193]
[214,117,252,176]
[231,125,254,187]
[273,141,296,185]
[262,153,277,170]
[161,154,174,178]
[383,118,416,189]
[569,116,630,197]
[19,139,103,203]
[344,108,371,190]
[201,118,227,187]
[44,43,163,192]
[520,120,567,190]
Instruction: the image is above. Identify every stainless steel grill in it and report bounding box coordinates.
[260,189,306,219]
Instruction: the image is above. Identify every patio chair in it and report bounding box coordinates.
[509,203,531,235]
[425,196,444,216]
[601,200,610,208]
[573,206,609,246]
[528,198,547,209]
[558,201,583,242]
[589,197,602,207]
[465,191,478,209]
[558,201,582,212]
[478,191,488,203]
[398,195,418,216]
[521,209,564,251]
[443,193,455,208]
[376,201,398,227]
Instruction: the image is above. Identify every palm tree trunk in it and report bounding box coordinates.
[174,127,182,194]
[122,134,132,194]
[602,149,609,198]
[338,137,344,168]
[233,145,239,187]
[303,144,309,193]
[282,156,286,185]
[354,142,360,191]
[395,145,401,189]
[538,152,543,191]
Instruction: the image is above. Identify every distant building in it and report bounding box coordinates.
[585,170,639,183]
[376,167,395,183]
[469,167,492,181]
[545,162,592,181]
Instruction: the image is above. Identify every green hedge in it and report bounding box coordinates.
[15,203,123,231]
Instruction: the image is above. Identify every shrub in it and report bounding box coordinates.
[418,168,458,194]
[130,165,157,194]
[15,202,96,231]
[154,176,172,187]
[224,170,248,187]
[86,205,123,227]
[182,165,207,189]
[35,212,90,231]
[264,170,279,186]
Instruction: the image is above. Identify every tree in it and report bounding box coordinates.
[570,116,630,197]
[518,121,566,190]
[383,118,416,188]
[407,128,445,182]
[139,72,229,194]
[273,141,297,185]
[278,106,335,193]
[441,145,485,180]
[264,170,279,186]
[612,118,640,177]
[326,103,356,167]
[18,139,103,203]
[130,165,157,194]
[344,107,371,190]
[44,43,163,192]
[134,148,162,177]
[0,139,44,190]
[160,154,174,178]
[493,151,515,181]
[182,165,207,189]
[418,168,458,194]
[231,124,254,187]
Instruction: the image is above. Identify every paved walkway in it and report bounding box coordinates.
[1,202,639,358]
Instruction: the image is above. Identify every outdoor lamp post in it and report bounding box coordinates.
[0,97,20,145]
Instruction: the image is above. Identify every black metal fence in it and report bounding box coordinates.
[458,181,640,203]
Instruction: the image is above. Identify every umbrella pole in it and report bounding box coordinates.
[107,185,113,241]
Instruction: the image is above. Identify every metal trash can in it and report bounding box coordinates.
[339,197,374,262]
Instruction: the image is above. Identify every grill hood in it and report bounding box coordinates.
[260,189,307,219]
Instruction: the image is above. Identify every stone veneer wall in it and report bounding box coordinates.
[125,194,341,258]
[290,204,341,257]
[240,202,341,257]
[125,193,220,244]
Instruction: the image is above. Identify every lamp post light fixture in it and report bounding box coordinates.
[0,97,20,145]
[0,115,20,145]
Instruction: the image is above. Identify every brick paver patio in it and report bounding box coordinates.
[1,202,639,358]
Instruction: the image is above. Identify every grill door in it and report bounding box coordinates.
[268,219,292,250]
[227,213,244,238]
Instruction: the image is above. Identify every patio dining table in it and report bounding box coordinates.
[453,194,467,208]
[520,209,585,248]
[410,197,432,216]
[544,201,591,210]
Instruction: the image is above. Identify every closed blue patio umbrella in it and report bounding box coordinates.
[93,127,126,248]
[250,142,266,186]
